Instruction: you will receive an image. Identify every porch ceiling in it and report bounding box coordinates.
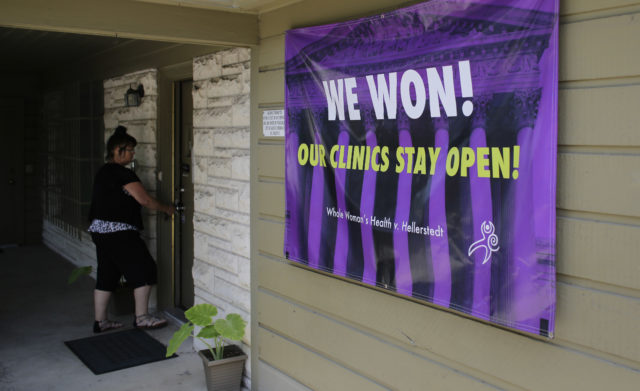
[0,0,286,82]
[0,27,135,74]
[0,26,224,85]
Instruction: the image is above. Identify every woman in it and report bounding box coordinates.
[88,125,175,333]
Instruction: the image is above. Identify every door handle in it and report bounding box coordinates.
[164,201,184,221]
[174,201,186,223]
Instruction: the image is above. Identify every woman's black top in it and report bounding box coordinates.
[88,163,144,230]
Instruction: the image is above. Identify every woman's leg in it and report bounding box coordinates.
[133,284,168,329]
[133,284,151,317]
[92,233,124,332]
[94,289,112,321]
[120,232,167,328]
[93,289,122,332]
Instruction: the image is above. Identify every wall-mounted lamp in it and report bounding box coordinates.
[124,84,145,107]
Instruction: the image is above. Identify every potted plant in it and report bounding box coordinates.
[166,303,247,391]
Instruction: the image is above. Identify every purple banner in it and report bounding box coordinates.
[284,0,558,336]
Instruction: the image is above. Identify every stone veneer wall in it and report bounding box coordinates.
[103,69,159,257]
[191,48,251,387]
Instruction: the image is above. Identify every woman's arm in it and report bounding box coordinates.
[123,181,175,215]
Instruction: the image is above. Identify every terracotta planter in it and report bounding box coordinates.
[198,345,247,391]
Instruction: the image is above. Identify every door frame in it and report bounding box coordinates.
[156,61,193,311]
[173,78,195,310]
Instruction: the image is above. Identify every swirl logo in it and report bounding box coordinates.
[468,221,500,265]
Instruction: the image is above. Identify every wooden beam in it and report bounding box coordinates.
[0,0,258,46]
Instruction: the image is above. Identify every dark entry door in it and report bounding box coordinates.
[174,80,195,309]
[0,99,24,245]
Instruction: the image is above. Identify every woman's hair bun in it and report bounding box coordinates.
[105,125,137,160]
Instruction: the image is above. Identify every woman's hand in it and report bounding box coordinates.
[164,204,176,216]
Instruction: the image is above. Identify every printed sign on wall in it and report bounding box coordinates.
[263,109,285,137]
[284,0,558,336]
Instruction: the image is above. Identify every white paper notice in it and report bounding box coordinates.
[263,110,285,137]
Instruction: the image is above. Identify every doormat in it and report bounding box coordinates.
[65,328,176,375]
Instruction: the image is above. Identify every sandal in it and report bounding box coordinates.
[93,319,124,333]
[134,314,168,330]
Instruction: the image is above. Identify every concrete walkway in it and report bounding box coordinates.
[0,245,206,391]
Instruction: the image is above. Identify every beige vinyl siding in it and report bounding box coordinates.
[250,1,640,389]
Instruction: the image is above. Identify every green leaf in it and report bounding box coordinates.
[197,325,220,339]
[68,266,92,284]
[166,323,194,357]
[185,303,218,327]
[214,314,246,341]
